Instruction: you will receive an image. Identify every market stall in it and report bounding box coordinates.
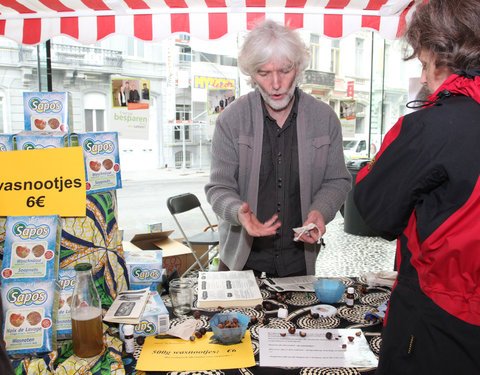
[130,275,391,375]
[0,0,419,45]
[0,0,415,373]
[8,274,391,375]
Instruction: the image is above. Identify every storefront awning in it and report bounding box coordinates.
[0,0,419,45]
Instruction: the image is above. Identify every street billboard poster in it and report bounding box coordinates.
[207,88,235,115]
[340,99,356,120]
[111,77,150,139]
[206,86,236,140]
[340,99,356,139]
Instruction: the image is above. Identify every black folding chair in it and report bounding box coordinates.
[166,193,219,276]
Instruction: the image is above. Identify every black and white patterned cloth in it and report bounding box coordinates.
[127,277,390,375]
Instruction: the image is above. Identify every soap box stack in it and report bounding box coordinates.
[16,92,73,151]
[56,268,76,339]
[119,291,169,340]
[20,92,123,195]
[125,250,164,291]
[23,92,73,133]
[123,250,169,338]
[70,132,122,194]
[0,215,61,355]
[0,134,15,152]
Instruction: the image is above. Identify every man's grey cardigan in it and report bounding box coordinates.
[205,88,352,275]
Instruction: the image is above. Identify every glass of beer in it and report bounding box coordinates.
[71,263,103,358]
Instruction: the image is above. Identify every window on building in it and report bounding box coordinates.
[310,34,320,70]
[127,37,134,56]
[174,124,191,143]
[174,125,181,141]
[84,93,106,132]
[355,116,365,134]
[84,109,105,132]
[220,55,237,67]
[175,150,192,168]
[355,38,364,77]
[127,37,144,58]
[193,101,207,122]
[176,104,191,121]
[179,46,192,63]
[355,103,366,134]
[137,40,144,58]
[330,40,340,75]
[199,52,216,63]
[177,34,190,43]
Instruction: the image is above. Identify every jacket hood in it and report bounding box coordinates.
[429,69,480,105]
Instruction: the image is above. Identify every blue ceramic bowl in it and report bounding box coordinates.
[210,312,250,345]
[313,279,345,303]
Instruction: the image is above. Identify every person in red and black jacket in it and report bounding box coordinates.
[354,1,480,374]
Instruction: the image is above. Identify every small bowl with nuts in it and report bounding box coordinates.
[210,312,250,345]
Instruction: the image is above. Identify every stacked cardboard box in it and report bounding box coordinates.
[0,215,61,355]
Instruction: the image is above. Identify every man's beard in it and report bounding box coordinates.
[258,80,296,111]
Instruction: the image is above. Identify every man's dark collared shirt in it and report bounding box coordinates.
[245,89,306,277]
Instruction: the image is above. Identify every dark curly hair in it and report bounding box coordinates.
[405,0,480,71]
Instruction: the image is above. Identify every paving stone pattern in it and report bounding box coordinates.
[316,214,396,277]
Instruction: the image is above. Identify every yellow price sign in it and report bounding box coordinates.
[0,147,86,216]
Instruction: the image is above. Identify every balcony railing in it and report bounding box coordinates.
[16,44,123,68]
[51,44,123,68]
[303,69,335,88]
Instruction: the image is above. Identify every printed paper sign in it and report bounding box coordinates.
[136,331,255,371]
[0,147,86,216]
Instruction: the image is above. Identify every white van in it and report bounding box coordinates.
[343,139,368,160]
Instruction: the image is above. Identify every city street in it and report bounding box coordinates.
[116,167,396,277]
[116,168,214,241]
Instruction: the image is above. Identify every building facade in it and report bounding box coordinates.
[0,30,418,171]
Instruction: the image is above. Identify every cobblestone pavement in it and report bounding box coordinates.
[119,168,396,277]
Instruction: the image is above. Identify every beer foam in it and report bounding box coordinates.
[71,306,101,321]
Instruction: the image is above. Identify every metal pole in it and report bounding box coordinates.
[36,45,42,91]
[182,123,186,169]
[182,89,186,169]
[199,124,202,170]
[380,39,386,141]
[367,32,374,158]
[46,40,52,91]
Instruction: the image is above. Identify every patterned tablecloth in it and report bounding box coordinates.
[6,191,129,375]
[127,276,390,375]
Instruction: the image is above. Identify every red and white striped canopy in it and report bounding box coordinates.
[0,0,419,45]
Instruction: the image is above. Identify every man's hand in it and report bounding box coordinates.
[295,210,326,244]
[238,202,281,237]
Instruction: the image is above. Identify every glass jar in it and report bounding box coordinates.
[169,278,194,316]
[71,263,103,358]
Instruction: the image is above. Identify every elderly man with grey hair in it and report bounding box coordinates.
[205,20,351,277]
